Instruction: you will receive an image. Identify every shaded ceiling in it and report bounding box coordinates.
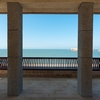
[0,0,100,13]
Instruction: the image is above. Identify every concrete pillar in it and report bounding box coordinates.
[7,2,23,96]
[78,2,93,97]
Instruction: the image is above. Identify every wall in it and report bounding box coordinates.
[0,70,100,78]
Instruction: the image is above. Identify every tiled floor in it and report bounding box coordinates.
[0,78,100,100]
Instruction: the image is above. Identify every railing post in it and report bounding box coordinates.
[99,58,100,68]
[0,59,1,68]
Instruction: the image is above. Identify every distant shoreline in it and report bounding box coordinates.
[0,49,100,57]
[0,49,100,50]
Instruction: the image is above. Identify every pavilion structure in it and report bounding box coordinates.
[0,0,100,97]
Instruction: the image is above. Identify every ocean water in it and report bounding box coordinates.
[0,49,100,57]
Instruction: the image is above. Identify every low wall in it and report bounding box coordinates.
[0,70,100,78]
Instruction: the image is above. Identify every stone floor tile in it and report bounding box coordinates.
[0,78,100,100]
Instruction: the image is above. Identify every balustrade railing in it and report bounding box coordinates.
[0,57,100,70]
[22,57,78,70]
[0,57,8,69]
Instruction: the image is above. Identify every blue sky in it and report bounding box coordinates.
[0,14,100,49]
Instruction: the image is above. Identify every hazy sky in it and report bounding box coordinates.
[0,14,100,49]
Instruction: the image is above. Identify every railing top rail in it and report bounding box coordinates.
[0,57,100,59]
[0,57,7,59]
[22,57,78,59]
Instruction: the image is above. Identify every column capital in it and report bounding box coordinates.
[78,2,94,10]
[7,2,22,32]
[78,2,93,31]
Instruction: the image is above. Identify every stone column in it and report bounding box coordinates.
[78,2,93,97]
[7,2,23,96]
